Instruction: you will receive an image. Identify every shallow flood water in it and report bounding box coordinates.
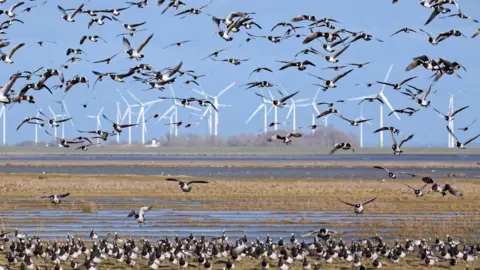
[0,165,478,179]
[0,197,470,241]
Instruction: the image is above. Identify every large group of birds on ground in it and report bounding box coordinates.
[0,0,479,269]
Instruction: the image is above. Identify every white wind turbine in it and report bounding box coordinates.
[358,104,372,148]
[108,100,122,143]
[118,89,140,145]
[445,90,465,148]
[35,109,42,145]
[55,98,74,139]
[127,89,163,145]
[157,85,200,137]
[305,89,322,135]
[190,81,236,137]
[348,64,400,148]
[0,106,6,145]
[48,106,63,142]
[281,86,310,132]
[87,107,104,146]
[245,89,272,133]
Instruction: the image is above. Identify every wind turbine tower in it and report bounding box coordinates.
[349,65,400,148]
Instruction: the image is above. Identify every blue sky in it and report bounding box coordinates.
[2,0,480,146]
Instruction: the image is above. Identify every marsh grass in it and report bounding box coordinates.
[77,200,96,213]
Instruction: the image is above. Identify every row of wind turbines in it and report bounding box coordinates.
[246,65,464,148]
[0,65,465,147]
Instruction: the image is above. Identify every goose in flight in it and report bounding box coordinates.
[278,60,315,71]
[123,34,154,59]
[0,72,20,104]
[376,76,417,90]
[390,132,414,155]
[128,205,152,223]
[447,125,480,149]
[373,166,415,179]
[339,197,377,215]
[58,3,84,22]
[40,193,70,204]
[16,117,44,130]
[266,132,302,145]
[309,69,353,90]
[433,105,468,122]
[166,178,209,192]
[44,130,83,148]
[374,126,400,135]
[103,114,137,133]
[329,142,354,155]
[457,119,476,132]
[1,2,25,17]
[338,115,372,126]
[255,91,299,108]
[404,183,428,197]
[401,84,433,108]
[0,42,24,64]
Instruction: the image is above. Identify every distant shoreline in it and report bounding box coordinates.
[0,146,480,155]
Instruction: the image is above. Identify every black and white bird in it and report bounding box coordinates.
[457,119,476,132]
[123,34,154,59]
[390,28,418,37]
[40,193,70,204]
[373,166,416,179]
[309,69,353,90]
[0,42,24,64]
[255,91,299,107]
[376,76,417,90]
[58,3,84,22]
[404,183,428,197]
[447,125,480,149]
[1,2,25,17]
[278,60,315,71]
[433,105,468,122]
[390,132,414,155]
[103,114,138,133]
[329,142,355,155]
[267,132,302,145]
[127,205,153,223]
[166,178,209,192]
[339,197,377,215]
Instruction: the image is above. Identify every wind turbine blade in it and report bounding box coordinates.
[268,89,275,100]
[136,107,143,124]
[127,89,142,105]
[191,88,207,97]
[48,106,55,117]
[295,98,310,103]
[217,81,236,97]
[117,89,130,106]
[286,104,294,120]
[246,104,265,124]
[348,94,377,101]
[379,92,401,121]
[157,106,174,123]
[379,64,393,94]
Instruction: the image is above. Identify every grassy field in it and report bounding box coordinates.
[0,256,476,270]
[1,173,479,239]
[1,173,480,269]
[0,146,480,155]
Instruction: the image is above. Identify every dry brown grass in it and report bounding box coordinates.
[77,200,96,213]
[0,174,479,214]
[0,254,478,270]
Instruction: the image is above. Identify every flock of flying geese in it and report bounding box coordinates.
[0,0,476,152]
